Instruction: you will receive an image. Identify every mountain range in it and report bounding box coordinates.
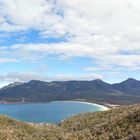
[0,78,140,104]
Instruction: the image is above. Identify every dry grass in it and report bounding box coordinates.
[0,104,140,140]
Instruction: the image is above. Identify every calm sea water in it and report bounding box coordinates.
[0,101,106,123]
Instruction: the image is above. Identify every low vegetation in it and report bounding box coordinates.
[0,104,140,140]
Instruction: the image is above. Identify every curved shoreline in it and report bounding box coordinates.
[52,101,109,111]
[0,100,109,111]
[0,101,109,124]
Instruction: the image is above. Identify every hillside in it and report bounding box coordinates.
[60,104,140,140]
[0,104,140,140]
[0,78,140,104]
[113,78,140,96]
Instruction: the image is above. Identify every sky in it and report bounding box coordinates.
[0,0,140,87]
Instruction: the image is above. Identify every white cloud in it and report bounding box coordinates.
[0,72,103,87]
[0,0,63,33]
[0,72,45,82]
[1,42,140,69]
[0,58,17,63]
[0,0,140,71]
[49,73,103,81]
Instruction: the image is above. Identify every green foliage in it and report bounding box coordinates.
[60,104,140,140]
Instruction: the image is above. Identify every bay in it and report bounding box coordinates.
[0,101,108,123]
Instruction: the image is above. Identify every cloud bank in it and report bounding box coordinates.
[0,0,140,85]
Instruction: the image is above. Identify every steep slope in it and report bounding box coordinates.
[0,79,116,102]
[1,82,23,90]
[0,78,140,104]
[0,104,140,140]
[60,104,140,140]
[0,115,65,140]
[113,78,140,96]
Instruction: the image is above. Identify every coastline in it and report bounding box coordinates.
[0,100,114,124]
[0,100,118,110]
[70,99,121,109]
[52,100,109,111]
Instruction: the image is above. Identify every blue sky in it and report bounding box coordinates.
[0,0,140,87]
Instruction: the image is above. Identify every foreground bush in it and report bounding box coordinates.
[0,104,140,140]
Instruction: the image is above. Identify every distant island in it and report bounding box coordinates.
[0,78,140,105]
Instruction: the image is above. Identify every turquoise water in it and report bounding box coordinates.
[0,101,106,123]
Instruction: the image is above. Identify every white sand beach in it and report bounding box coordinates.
[52,101,109,111]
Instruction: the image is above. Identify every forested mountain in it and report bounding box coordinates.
[113,78,140,96]
[0,78,140,104]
